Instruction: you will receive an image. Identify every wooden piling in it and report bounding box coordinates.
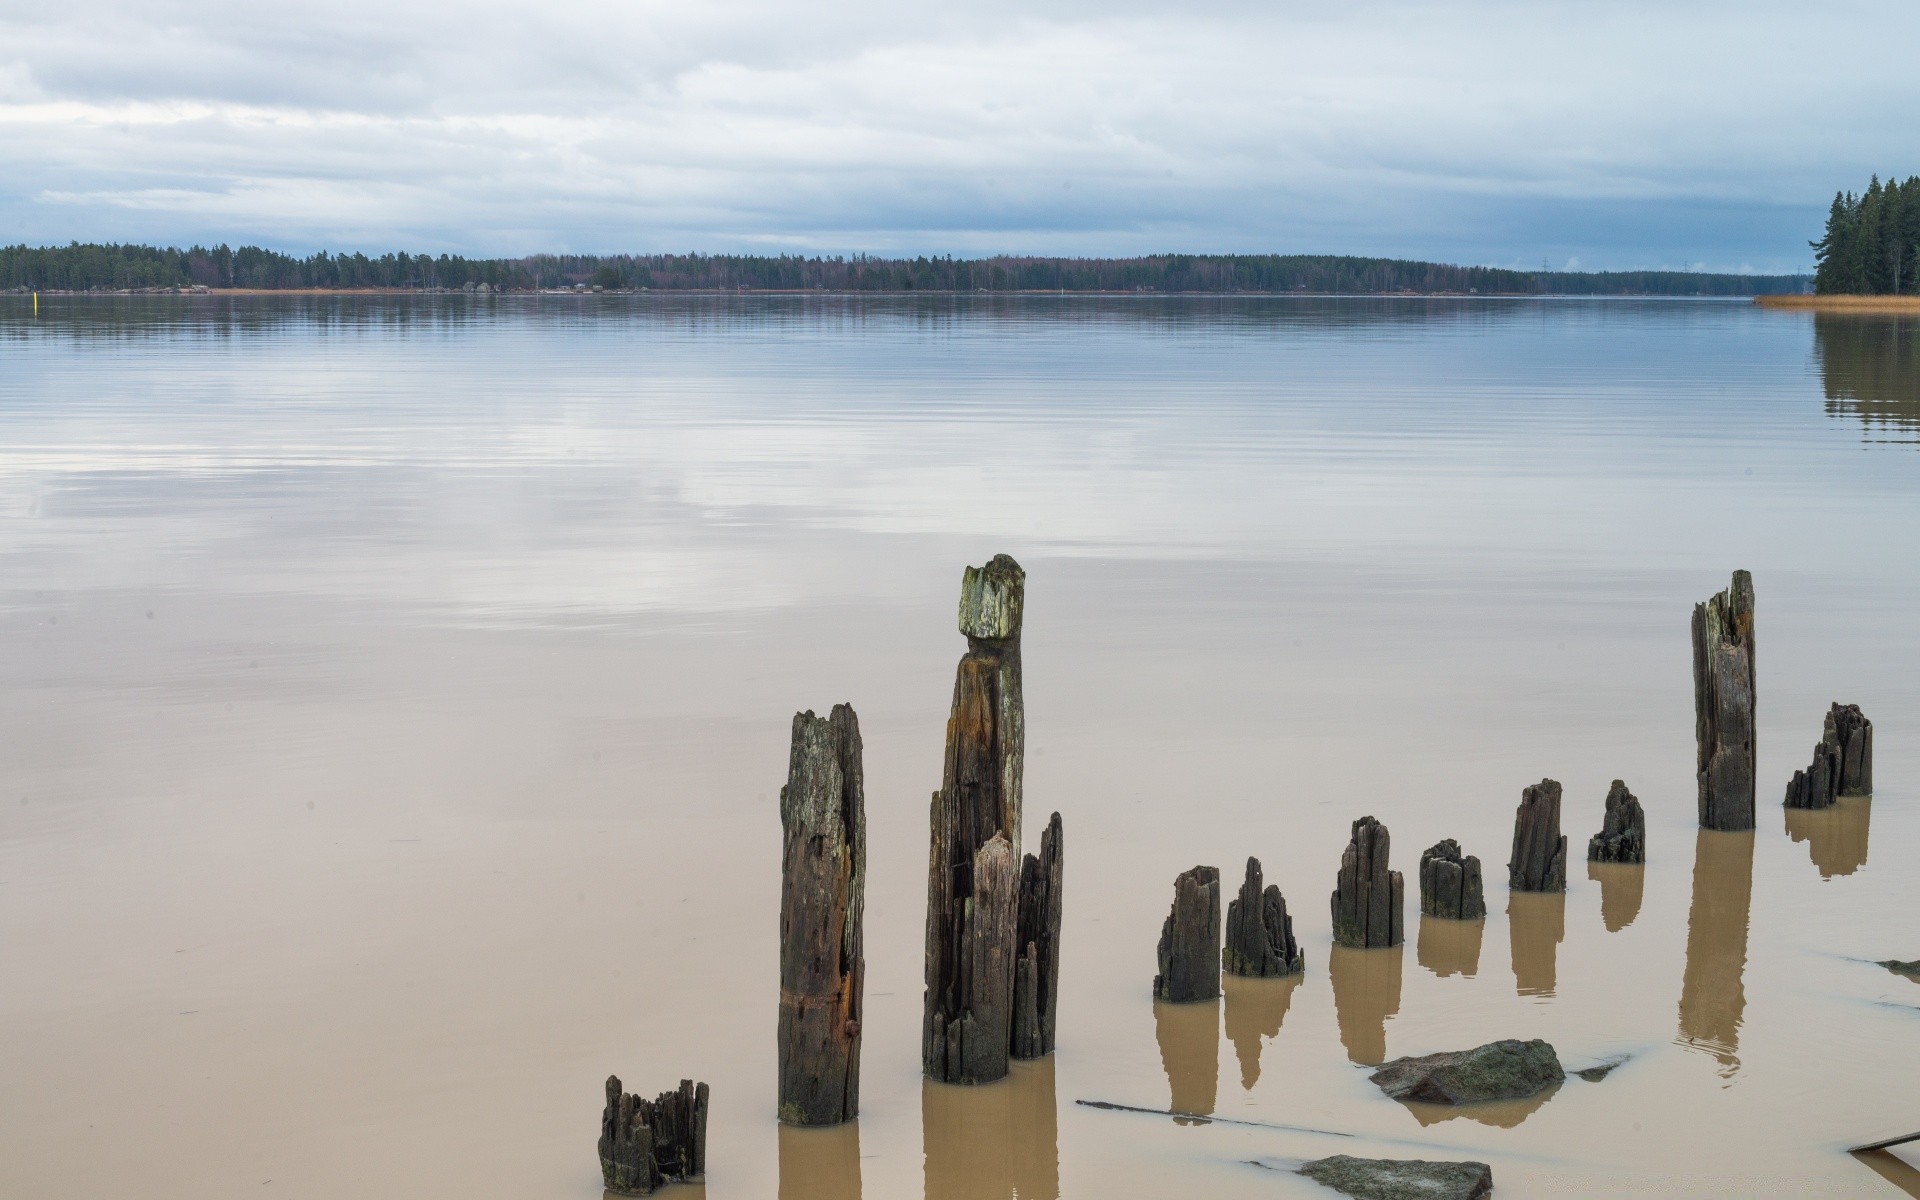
[1331,816,1403,949]
[1418,839,1486,919]
[778,705,865,1126]
[1508,778,1567,892]
[1155,865,1222,1002]
[1224,856,1304,977]
[1692,571,1756,830]
[599,1076,708,1195]
[1012,811,1064,1059]
[1586,780,1646,864]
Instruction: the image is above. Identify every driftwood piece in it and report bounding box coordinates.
[925,555,1026,1084]
[1508,779,1567,892]
[1693,571,1756,830]
[1586,780,1645,863]
[777,705,865,1126]
[1224,856,1304,978]
[1332,816,1403,948]
[1830,703,1873,795]
[599,1076,708,1195]
[1154,865,1222,1002]
[1012,811,1065,1059]
[1417,840,1485,920]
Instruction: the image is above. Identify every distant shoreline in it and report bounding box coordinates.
[1755,294,1920,312]
[9,287,1776,300]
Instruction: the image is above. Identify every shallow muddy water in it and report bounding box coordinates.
[1,296,1917,1198]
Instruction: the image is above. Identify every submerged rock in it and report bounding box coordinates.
[1880,960,1920,979]
[1574,1055,1630,1082]
[1298,1154,1493,1200]
[1369,1038,1563,1105]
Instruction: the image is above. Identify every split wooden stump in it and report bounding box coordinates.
[1332,816,1403,949]
[924,554,1065,1083]
[1155,865,1222,1002]
[1418,840,1485,920]
[1224,856,1304,978]
[1586,780,1645,864]
[599,1076,708,1195]
[777,705,865,1126]
[1786,703,1873,810]
[1693,570,1756,830]
[1508,778,1567,892]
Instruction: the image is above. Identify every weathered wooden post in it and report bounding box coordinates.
[1154,865,1222,1002]
[1784,733,1839,811]
[1012,812,1064,1059]
[599,1076,709,1195]
[1331,816,1403,948]
[778,705,865,1126]
[926,555,1027,1084]
[1829,703,1873,795]
[1692,571,1756,830]
[1586,780,1646,864]
[1224,856,1304,978]
[1508,778,1567,892]
[1417,839,1486,919]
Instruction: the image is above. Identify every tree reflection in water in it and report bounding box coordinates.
[1816,314,1920,444]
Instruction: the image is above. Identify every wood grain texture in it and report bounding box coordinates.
[1508,778,1568,892]
[1692,570,1756,830]
[1155,865,1222,1002]
[599,1076,708,1195]
[1331,816,1403,949]
[1012,811,1065,1059]
[1224,856,1304,978]
[1586,780,1646,864]
[1418,840,1486,920]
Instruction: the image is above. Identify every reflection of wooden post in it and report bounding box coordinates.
[925,556,1026,1084]
[1693,571,1756,830]
[778,1122,863,1200]
[1154,865,1222,1002]
[1507,892,1566,997]
[1153,996,1220,1121]
[1013,812,1064,1059]
[1588,863,1645,932]
[599,1076,708,1195]
[1678,830,1755,1076]
[1508,779,1567,892]
[1224,856,1304,977]
[1328,944,1403,1065]
[1223,974,1299,1089]
[778,706,865,1126]
[1587,780,1646,863]
[1332,816,1403,948]
[1417,839,1485,919]
[1415,914,1483,978]
[922,1060,1061,1200]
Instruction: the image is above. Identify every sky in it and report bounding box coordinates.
[1,0,1917,272]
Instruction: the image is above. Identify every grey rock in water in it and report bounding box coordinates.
[1586,779,1646,864]
[1508,779,1567,892]
[1692,571,1756,831]
[1154,864,1222,1002]
[1880,960,1920,979]
[1224,856,1304,978]
[599,1076,708,1195]
[1332,815,1403,948]
[1574,1055,1630,1082]
[1297,1154,1493,1200]
[1417,840,1485,920]
[1369,1038,1565,1105]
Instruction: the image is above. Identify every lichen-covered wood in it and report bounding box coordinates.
[1331,815,1403,948]
[599,1076,708,1195]
[925,555,1026,1084]
[1829,703,1873,795]
[777,705,865,1126]
[1154,865,1222,1002]
[1224,856,1304,977]
[1508,778,1567,892]
[1418,840,1485,920]
[1012,811,1064,1059]
[1692,571,1756,830]
[1586,779,1646,864]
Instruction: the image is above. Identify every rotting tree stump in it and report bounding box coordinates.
[1332,816,1403,949]
[1829,703,1873,795]
[1154,865,1222,1002]
[1418,840,1485,920]
[1012,810,1064,1059]
[925,555,1028,1084]
[599,1076,708,1195]
[1224,856,1303,978]
[1508,778,1567,893]
[778,704,865,1126]
[1693,571,1756,830]
[1587,779,1646,864]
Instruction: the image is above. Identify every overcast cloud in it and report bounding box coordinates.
[2,0,1915,270]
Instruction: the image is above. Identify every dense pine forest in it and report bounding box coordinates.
[0,242,1808,296]
[1813,176,1920,294]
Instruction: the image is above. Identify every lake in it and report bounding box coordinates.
[1,295,1916,1198]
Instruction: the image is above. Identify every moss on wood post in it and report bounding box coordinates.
[1693,571,1756,830]
[777,705,865,1126]
[599,1076,708,1195]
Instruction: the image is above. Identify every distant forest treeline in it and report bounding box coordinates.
[0,241,1809,296]
[1813,175,1920,295]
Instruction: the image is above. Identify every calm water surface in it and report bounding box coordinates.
[1,296,1917,1198]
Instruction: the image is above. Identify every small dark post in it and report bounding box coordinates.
[1418,840,1486,919]
[1784,731,1839,811]
[1829,703,1873,795]
[1331,815,1403,948]
[1012,811,1065,1059]
[1508,778,1567,892]
[1224,856,1304,977]
[778,705,865,1126]
[600,1076,709,1195]
[1586,780,1646,864]
[1692,571,1756,830]
[925,555,1026,1084]
[1154,865,1222,1002]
